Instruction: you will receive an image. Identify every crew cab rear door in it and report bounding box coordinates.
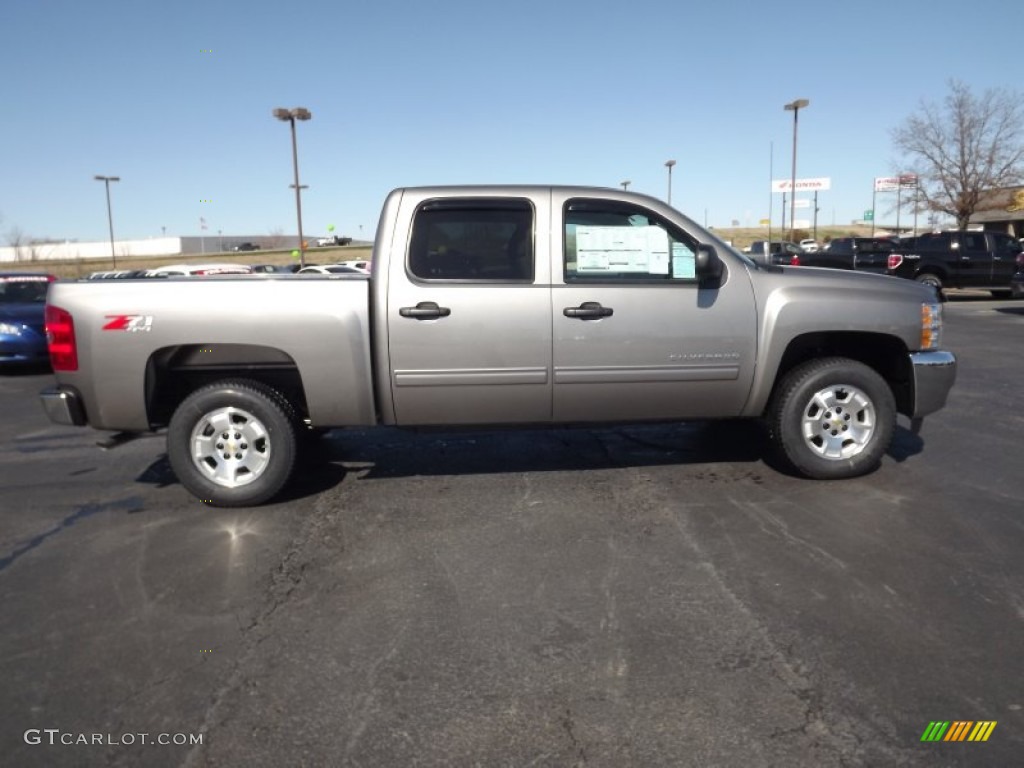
[550,193,757,423]
[957,231,993,287]
[989,232,1021,286]
[383,192,553,425]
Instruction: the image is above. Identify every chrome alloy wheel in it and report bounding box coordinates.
[800,384,876,460]
[190,406,271,488]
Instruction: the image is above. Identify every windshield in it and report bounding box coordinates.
[0,277,50,303]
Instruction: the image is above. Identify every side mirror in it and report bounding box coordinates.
[695,244,724,286]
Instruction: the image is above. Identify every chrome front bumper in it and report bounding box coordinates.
[39,386,87,426]
[909,350,957,418]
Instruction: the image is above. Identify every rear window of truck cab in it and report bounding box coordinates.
[407,198,534,281]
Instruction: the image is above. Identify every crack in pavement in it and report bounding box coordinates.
[178,492,339,768]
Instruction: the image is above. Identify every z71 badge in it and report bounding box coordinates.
[102,314,153,332]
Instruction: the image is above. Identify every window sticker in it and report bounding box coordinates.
[672,242,696,279]
[576,226,670,274]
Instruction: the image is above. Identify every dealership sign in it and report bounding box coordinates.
[772,177,831,192]
[875,174,918,191]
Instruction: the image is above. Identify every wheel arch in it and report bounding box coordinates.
[913,265,948,283]
[762,332,914,418]
[145,344,309,428]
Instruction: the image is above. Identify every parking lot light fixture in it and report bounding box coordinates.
[94,175,120,268]
[664,160,676,205]
[273,107,312,268]
[621,180,631,190]
[784,98,810,242]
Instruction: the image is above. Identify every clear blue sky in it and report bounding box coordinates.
[2,0,1019,242]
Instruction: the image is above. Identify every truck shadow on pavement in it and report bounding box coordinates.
[314,420,926,480]
[135,453,350,504]
[135,420,927,503]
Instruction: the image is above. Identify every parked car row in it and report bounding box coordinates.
[85,260,371,280]
[85,263,252,279]
[314,235,353,247]
[297,263,368,274]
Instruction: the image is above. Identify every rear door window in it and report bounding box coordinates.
[407,199,534,282]
[915,233,953,252]
[962,233,987,255]
[990,233,1022,256]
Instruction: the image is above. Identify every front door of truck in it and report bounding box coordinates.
[385,194,553,426]
[550,194,757,423]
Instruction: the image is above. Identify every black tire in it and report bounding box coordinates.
[990,289,1013,299]
[914,272,943,296]
[167,379,297,507]
[769,357,895,480]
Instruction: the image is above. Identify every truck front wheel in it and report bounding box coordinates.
[168,379,297,507]
[769,358,895,479]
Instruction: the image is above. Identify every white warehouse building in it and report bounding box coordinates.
[0,235,289,264]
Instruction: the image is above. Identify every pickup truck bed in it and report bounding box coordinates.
[796,237,896,273]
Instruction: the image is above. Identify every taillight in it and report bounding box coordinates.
[45,305,78,371]
[887,254,903,270]
[790,254,801,266]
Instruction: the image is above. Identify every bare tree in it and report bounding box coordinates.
[6,226,28,261]
[892,80,1024,230]
[266,227,285,249]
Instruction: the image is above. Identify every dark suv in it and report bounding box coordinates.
[798,237,901,272]
[888,231,1021,297]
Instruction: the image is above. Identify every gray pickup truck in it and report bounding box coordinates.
[40,186,957,506]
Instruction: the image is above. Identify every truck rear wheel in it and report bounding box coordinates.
[769,357,895,479]
[915,272,943,295]
[168,379,297,507]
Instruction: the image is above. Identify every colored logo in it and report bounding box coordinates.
[102,315,153,332]
[920,721,997,742]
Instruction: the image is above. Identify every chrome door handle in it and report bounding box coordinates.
[563,302,613,320]
[399,301,451,319]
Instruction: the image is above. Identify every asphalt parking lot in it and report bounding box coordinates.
[1,294,1021,767]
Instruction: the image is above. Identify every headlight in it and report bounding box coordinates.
[920,302,942,350]
[0,322,24,335]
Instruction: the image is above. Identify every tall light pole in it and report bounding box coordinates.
[783,98,809,242]
[621,180,631,190]
[94,175,120,268]
[272,107,312,268]
[664,160,676,205]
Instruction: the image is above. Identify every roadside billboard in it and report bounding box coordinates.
[875,174,918,191]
